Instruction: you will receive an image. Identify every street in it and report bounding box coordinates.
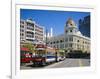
[44,58,90,68]
[20,58,90,69]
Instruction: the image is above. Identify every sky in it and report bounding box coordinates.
[20,9,90,36]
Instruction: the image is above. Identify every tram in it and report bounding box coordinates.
[20,47,32,64]
[31,44,56,66]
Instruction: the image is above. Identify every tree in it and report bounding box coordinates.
[22,43,35,53]
[59,49,65,56]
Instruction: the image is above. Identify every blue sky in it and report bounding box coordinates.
[20,9,90,36]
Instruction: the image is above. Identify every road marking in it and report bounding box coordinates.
[79,59,83,67]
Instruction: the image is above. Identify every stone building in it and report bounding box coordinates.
[46,18,90,54]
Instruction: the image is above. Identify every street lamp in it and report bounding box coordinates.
[54,47,58,62]
[45,28,48,56]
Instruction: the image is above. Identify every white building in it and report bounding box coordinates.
[20,19,44,44]
[47,18,90,53]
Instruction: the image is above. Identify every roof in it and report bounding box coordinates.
[66,18,77,28]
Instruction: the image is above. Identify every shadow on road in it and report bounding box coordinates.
[26,64,44,68]
[21,61,61,69]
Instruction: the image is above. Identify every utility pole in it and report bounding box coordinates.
[45,28,48,56]
[45,28,48,46]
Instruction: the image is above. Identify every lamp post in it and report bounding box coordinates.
[55,47,58,62]
[45,28,48,55]
[45,28,48,45]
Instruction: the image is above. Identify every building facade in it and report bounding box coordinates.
[79,15,90,37]
[47,18,90,53]
[20,19,44,44]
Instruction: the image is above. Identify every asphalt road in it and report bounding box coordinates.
[20,58,90,70]
[44,58,90,68]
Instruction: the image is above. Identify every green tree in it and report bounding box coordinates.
[23,43,35,53]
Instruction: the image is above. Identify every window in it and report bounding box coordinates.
[26,31,34,35]
[69,37,73,41]
[70,30,72,32]
[65,44,68,47]
[27,22,34,26]
[60,44,64,49]
[57,45,59,48]
[20,25,24,28]
[20,21,24,24]
[70,44,73,47]
[56,41,59,43]
[26,39,33,42]
[60,40,63,43]
[53,45,55,48]
[20,33,24,36]
[66,30,68,33]
[47,43,49,44]
[65,38,68,42]
[77,44,79,49]
[53,41,55,44]
[27,26,34,30]
[22,33,24,36]
[20,29,24,32]
[77,40,79,42]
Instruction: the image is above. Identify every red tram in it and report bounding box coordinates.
[20,47,32,63]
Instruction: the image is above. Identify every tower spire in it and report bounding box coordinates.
[50,27,53,37]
